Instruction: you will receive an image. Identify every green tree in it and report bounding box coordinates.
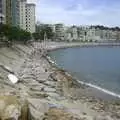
[35,24,54,40]
[32,32,40,40]
[0,24,31,45]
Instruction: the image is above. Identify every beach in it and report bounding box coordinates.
[0,42,120,119]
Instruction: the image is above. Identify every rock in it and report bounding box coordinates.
[29,105,45,120]
[2,104,21,120]
[44,81,56,87]
[28,99,50,120]
[29,86,44,91]
[94,115,114,120]
[8,74,19,84]
[43,108,82,120]
[0,100,6,114]
[44,87,56,92]
[21,101,29,120]
[0,64,14,74]
[28,91,48,98]
[47,92,60,99]
[0,96,21,120]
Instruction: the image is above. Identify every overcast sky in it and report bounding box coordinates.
[28,0,120,26]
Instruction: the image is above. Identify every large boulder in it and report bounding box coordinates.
[0,96,21,120]
[43,108,84,120]
[94,115,114,120]
[28,99,50,120]
[2,104,21,120]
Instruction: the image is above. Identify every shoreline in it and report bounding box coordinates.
[43,48,120,119]
[44,42,120,100]
[46,54,120,101]
[46,42,120,51]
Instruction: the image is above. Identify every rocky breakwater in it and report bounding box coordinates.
[0,42,120,120]
[48,64,120,120]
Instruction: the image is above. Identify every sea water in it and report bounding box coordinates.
[49,46,120,98]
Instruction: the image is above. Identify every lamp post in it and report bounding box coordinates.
[43,32,47,50]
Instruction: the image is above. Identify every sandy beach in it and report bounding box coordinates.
[0,42,120,119]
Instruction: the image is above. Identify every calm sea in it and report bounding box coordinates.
[49,46,120,98]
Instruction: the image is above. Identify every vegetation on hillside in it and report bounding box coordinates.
[90,25,120,31]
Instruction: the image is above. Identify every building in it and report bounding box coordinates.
[71,26,78,40]
[77,26,89,41]
[11,0,20,26]
[6,0,20,26]
[25,3,35,33]
[19,0,26,30]
[6,0,12,25]
[65,32,72,41]
[5,0,36,33]
[48,24,56,33]
[0,0,6,24]
[19,1,36,33]
[55,24,65,41]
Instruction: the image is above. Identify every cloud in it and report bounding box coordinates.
[27,0,120,26]
[27,0,37,3]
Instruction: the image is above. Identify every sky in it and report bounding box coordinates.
[28,0,120,26]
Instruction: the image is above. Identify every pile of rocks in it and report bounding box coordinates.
[0,96,28,120]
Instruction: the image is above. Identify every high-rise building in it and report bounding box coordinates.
[6,0,12,25]
[19,1,36,33]
[6,0,20,26]
[5,0,36,33]
[26,3,35,33]
[19,0,26,30]
[11,0,20,26]
[0,0,6,24]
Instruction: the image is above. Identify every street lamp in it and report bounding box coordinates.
[43,32,47,50]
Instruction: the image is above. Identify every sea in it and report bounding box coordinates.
[49,46,120,99]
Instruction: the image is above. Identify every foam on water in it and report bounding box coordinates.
[66,70,120,99]
[77,80,120,99]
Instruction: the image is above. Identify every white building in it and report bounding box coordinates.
[26,3,35,33]
[65,32,72,41]
[71,26,78,40]
[77,26,89,41]
[55,24,65,41]
[64,27,72,41]
[19,1,35,33]
[19,0,26,30]
[87,27,98,41]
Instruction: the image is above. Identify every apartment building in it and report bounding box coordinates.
[55,24,65,41]
[6,0,12,25]
[26,3,35,33]
[4,0,36,33]
[19,0,26,30]
[6,0,20,26]
[11,0,20,26]
[0,0,6,24]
